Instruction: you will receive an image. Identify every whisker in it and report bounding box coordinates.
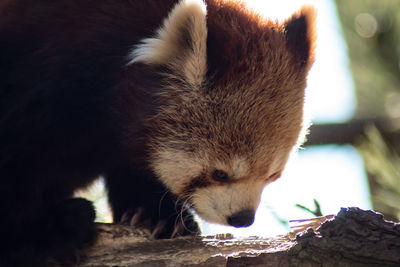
[176,195,198,236]
[158,189,170,218]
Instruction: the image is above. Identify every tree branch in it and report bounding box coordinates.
[304,118,400,148]
[70,208,400,266]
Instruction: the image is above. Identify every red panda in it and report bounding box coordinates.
[0,0,315,265]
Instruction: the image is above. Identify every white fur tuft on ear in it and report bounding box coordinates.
[127,0,207,86]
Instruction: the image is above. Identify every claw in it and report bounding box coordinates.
[129,207,144,226]
[151,220,166,239]
[170,222,184,238]
[120,210,133,225]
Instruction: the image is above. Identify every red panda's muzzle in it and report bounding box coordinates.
[227,209,255,228]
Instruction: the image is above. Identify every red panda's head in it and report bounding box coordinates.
[128,0,316,227]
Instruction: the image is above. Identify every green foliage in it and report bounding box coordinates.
[295,199,323,217]
[358,125,400,220]
[336,0,400,221]
[336,0,400,119]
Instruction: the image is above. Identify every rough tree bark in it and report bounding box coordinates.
[53,208,400,266]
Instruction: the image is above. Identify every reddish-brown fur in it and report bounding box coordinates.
[0,0,315,265]
[145,0,316,191]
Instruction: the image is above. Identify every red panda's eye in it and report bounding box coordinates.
[266,172,281,181]
[212,170,229,182]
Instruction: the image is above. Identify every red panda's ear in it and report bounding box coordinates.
[284,6,316,68]
[127,0,208,87]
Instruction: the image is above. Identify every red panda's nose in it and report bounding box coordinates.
[227,210,255,227]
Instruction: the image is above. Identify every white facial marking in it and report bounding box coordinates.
[127,0,207,87]
[231,156,250,178]
[150,148,205,194]
[191,180,264,225]
[265,150,289,177]
[214,156,249,180]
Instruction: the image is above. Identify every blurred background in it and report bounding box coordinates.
[78,0,400,237]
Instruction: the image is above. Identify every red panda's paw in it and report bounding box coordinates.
[119,206,199,239]
[0,198,96,266]
[46,198,97,263]
[120,207,151,230]
[150,208,200,239]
